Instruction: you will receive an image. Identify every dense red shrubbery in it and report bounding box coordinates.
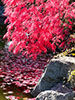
[2,0,75,58]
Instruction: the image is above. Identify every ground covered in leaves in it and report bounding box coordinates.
[0,47,50,100]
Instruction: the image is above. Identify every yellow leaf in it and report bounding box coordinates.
[68,70,75,82]
[71,53,75,56]
[23,97,28,100]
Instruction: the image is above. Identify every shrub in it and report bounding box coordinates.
[2,0,75,59]
[68,69,75,89]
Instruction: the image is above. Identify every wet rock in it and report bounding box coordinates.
[31,56,75,97]
[36,90,74,100]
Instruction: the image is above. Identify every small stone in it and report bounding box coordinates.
[8,91,13,94]
[3,92,8,95]
[73,97,75,100]
[5,96,10,99]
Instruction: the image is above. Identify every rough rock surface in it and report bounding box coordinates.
[50,83,73,93]
[36,90,74,100]
[31,56,75,97]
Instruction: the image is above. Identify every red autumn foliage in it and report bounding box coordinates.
[2,0,75,58]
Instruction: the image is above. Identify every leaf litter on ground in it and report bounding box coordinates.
[0,48,51,100]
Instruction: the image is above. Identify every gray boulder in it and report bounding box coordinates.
[31,56,75,97]
[51,83,73,93]
[36,90,74,100]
